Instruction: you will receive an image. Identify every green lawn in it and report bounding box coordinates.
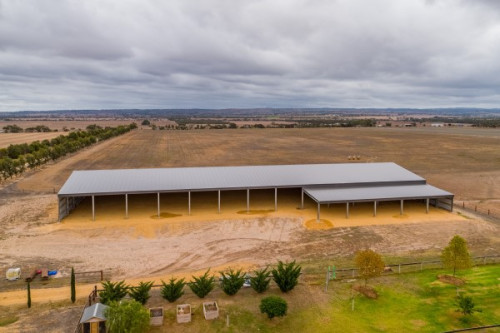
[149,264,500,332]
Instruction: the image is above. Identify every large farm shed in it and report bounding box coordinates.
[57,162,453,221]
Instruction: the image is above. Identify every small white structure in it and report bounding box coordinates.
[176,304,192,323]
[203,301,219,320]
[149,307,164,326]
[79,303,108,333]
[431,123,444,127]
[6,268,21,281]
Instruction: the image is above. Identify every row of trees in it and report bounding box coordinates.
[97,261,302,306]
[0,123,137,181]
[2,124,54,133]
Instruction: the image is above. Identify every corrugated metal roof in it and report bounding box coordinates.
[304,184,453,203]
[80,303,108,323]
[58,162,425,196]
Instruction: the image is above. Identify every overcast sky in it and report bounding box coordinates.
[1,0,500,111]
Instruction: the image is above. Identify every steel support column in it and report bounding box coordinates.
[374,201,377,217]
[317,202,320,221]
[301,188,304,209]
[274,188,277,211]
[246,189,250,213]
[426,198,429,214]
[157,193,160,217]
[125,194,128,218]
[92,195,95,221]
[400,200,404,215]
[218,190,221,214]
[346,202,350,219]
[188,191,191,215]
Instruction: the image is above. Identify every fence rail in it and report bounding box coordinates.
[332,255,500,280]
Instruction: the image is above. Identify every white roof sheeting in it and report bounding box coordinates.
[58,162,426,196]
[304,184,453,203]
[80,303,108,323]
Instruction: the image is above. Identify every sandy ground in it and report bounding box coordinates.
[0,132,63,148]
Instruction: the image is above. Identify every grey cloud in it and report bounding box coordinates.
[0,0,500,111]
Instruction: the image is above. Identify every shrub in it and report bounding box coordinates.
[456,294,479,316]
[128,281,154,305]
[259,296,287,319]
[161,277,186,302]
[250,267,271,293]
[189,269,215,298]
[271,261,301,293]
[220,268,245,296]
[105,300,149,333]
[99,281,129,305]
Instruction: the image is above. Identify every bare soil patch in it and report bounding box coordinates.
[0,132,63,148]
[437,274,465,286]
[353,285,378,299]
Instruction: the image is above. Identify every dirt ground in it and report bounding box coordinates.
[0,132,64,148]
[0,119,136,132]
[1,127,499,331]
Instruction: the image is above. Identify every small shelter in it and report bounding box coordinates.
[79,303,108,333]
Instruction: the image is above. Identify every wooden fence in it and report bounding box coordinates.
[331,254,500,280]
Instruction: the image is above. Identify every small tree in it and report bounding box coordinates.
[161,277,186,302]
[442,235,472,276]
[128,281,154,305]
[250,267,271,293]
[354,249,385,286]
[141,119,150,126]
[260,296,287,319]
[189,270,215,298]
[99,281,129,305]
[219,268,245,296]
[70,267,76,303]
[456,294,479,316]
[105,300,149,333]
[27,282,31,308]
[271,261,301,293]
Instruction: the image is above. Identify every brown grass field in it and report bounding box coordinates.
[0,133,64,148]
[0,119,136,132]
[1,126,499,331]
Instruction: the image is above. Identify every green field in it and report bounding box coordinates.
[149,264,500,333]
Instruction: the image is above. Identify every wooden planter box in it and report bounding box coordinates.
[149,307,163,326]
[176,304,192,323]
[203,301,219,320]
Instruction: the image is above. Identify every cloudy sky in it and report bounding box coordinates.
[1,0,500,111]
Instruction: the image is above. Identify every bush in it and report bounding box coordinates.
[259,296,287,319]
[99,281,129,305]
[189,269,215,298]
[250,267,271,293]
[128,281,153,305]
[161,277,186,302]
[457,294,479,316]
[355,249,385,286]
[271,261,301,293]
[105,300,149,333]
[220,268,245,296]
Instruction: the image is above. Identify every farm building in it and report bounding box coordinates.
[57,162,453,222]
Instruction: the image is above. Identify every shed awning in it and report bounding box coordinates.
[304,184,453,204]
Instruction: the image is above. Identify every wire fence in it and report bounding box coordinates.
[459,201,500,220]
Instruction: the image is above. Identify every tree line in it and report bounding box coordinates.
[0,123,137,181]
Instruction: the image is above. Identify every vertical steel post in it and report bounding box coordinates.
[346,202,349,219]
[301,188,304,209]
[125,194,128,218]
[247,189,250,213]
[317,202,320,221]
[373,201,377,217]
[157,193,160,217]
[400,200,404,215]
[188,191,191,215]
[218,190,221,214]
[274,188,277,211]
[426,198,429,214]
[92,195,95,221]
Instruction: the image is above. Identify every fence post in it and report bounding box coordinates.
[398,264,401,274]
[100,270,103,281]
[420,262,423,271]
